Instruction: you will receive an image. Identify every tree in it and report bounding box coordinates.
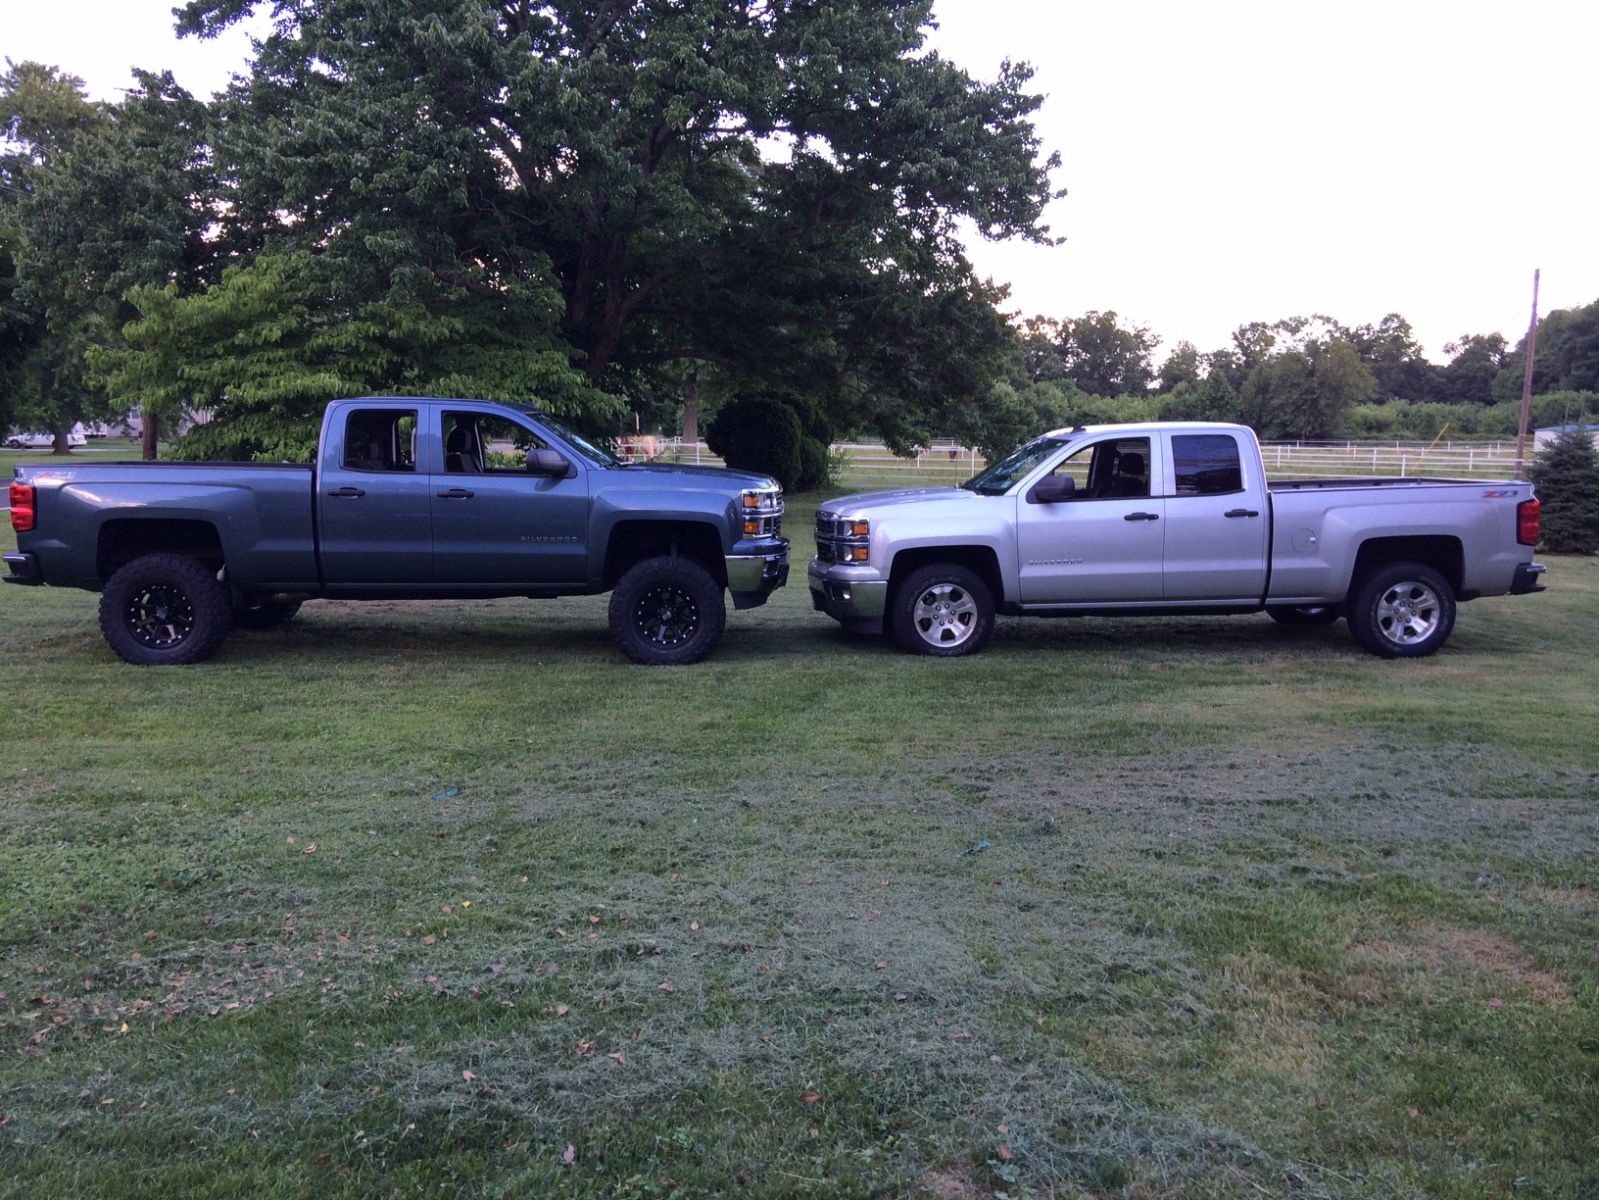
[1527,426,1599,554]
[1348,313,1439,401]
[96,250,612,461]
[175,0,1061,446]
[1441,332,1508,405]
[1160,368,1238,423]
[1240,337,1374,440]
[1157,340,1202,394]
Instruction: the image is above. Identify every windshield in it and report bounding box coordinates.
[534,413,623,468]
[962,435,1067,495]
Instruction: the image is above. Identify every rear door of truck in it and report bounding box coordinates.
[1158,430,1268,601]
[316,401,434,586]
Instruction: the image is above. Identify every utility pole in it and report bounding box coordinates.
[1514,269,1541,479]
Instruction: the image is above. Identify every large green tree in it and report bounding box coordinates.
[1240,336,1374,441]
[1527,426,1599,554]
[175,0,1060,449]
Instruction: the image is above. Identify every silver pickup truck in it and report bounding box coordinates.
[809,421,1546,658]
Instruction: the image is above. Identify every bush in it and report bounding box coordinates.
[705,396,831,491]
[1527,427,1599,553]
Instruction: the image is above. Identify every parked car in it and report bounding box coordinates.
[4,427,88,450]
[5,397,790,665]
[809,421,1545,658]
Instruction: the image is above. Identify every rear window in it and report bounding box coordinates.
[1172,435,1243,495]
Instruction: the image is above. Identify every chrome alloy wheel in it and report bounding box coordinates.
[124,583,197,649]
[1374,579,1441,648]
[633,583,701,648]
[911,582,979,648]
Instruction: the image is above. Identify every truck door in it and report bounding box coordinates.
[428,409,592,585]
[1159,431,1268,601]
[1015,436,1165,603]
[317,404,434,586]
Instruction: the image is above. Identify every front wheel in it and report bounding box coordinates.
[891,564,995,657]
[608,556,727,665]
[1346,562,1456,658]
[98,554,233,665]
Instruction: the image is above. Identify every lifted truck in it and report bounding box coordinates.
[5,397,789,665]
[809,421,1545,658]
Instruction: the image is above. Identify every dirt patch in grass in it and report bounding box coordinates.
[1353,926,1571,1007]
[917,1162,982,1198]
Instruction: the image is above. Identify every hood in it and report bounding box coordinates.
[820,486,987,516]
[618,462,779,490]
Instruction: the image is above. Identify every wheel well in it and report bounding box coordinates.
[1349,536,1463,597]
[98,519,225,583]
[603,520,726,589]
[887,545,1005,606]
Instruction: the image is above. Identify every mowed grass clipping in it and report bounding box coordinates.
[1,501,1596,1200]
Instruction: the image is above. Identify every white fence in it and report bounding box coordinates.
[637,436,1528,487]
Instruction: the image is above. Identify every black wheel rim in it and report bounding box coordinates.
[633,584,701,648]
[124,583,197,649]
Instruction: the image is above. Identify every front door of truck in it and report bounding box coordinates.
[428,409,591,585]
[318,405,434,586]
[1015,436,1166,603]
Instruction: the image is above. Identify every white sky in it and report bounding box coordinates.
[4,0,1594,364]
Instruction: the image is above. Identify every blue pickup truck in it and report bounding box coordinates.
[4,397,789,665]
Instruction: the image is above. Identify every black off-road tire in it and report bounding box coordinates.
[233,599,304,630]
[891,563,995,657]
[98,554,233,665]
[608,556,727,665]
[1266,603,1342,627]
[1346,561,1456,659]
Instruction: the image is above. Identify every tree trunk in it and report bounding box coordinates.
[51,428,72,455]
[681,368,699,444]
[142,408,158,461]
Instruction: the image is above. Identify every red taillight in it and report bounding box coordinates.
[1517,497,1540,547]
[8,482,34,533]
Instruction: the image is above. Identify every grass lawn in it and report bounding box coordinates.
[1,495,1595,1199]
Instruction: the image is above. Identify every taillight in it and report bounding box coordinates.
[1517,497,1540,546]
[8,482,34,533]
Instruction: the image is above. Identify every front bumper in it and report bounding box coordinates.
[726,539,790,610]
[2,551,41,585]
[1510,561,1547,594]
[808,558,889,632]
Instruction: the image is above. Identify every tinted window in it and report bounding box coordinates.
[343,409,417,471]
[1172,435,1242,495]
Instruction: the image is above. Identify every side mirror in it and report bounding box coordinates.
[527,448,571,478]
[1027,475,1075,504]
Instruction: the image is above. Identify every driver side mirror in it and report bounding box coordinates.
[1027,475,1076,504]
[527,448,572,478]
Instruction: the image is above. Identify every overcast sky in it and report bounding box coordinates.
[6,0,1594,363]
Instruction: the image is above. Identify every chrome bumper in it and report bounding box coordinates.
[807,559,888,630]
[726,540,790,609]
[2,551,41,585]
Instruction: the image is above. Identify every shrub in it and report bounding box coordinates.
[1527,427,1599,553]
[705,397,803,489]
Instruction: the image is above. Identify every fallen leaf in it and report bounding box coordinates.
[462,1070,476,1082]
[421,935,436,946]
[874,960,886,971]
[489,963,504,975]
[562,1144,576,1164]
[690,920,700,931]
[801,1090,822,1105]
[588,914,600,925]
[574,1040,594,1057]
[554,1004,570,1016]
[1487,997,1504,1008]
[995,1145,1013,1162]
[460,901,471,909]
[657,981,676,993]
[608,1051,626,1064]
[303,844,316,855]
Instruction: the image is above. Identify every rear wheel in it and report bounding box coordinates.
[608,556,726,665]
[233,599,303,630]
[98,553,233,665]
[891,564,995,657]
[1267,603,1342,627]
[1346,562,1456,658]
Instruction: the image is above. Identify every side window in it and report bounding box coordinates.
[443,411,547,474]
[1172,435,1243,495]
[1049,437,1151,499]
[343,409,417,472]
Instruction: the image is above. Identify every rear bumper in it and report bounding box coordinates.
[1510,561,1547,594]
[2,551,41,585]
[726,539,790,610]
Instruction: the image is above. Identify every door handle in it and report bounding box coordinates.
[326,486,366,498]
[1123,511,1160,522]
[1224,508,1260,518]
[436,488,476,499]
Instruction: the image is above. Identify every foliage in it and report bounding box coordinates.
[1023,311,1158,397]
[704,395,829,490]
[95,251,613,461]
[1527,426,1599,553]
[1442,332,1508,405]
[1159,369,1238,423]
[173,0,1059,442]
[1240,337,1375,440]
[1157,339,1202,393]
